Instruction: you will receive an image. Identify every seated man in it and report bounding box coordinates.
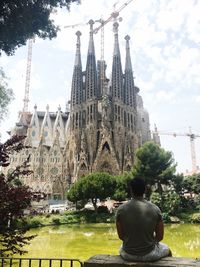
[116,178,172,262]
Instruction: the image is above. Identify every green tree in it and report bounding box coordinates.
[183,173,200,195]
[182,174,200,210]
[0,0,80,55]
[113,173,132,201]
[67,182,83,209]
[0,68,13,121]
[171,173,185,195]
[132,141,176,196]
[67,172,116,212]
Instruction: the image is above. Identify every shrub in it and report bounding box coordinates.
[194,195,200,211]
[163,192,181,215]
[162,212,170,223]
[29,219,42,228]
[178,212,193,223]
[191,213,200,223]
[97,206,109,213]
[64,214,80,223]
[150,191,181,215]
[150,192,162,209]
[52,218,61,225]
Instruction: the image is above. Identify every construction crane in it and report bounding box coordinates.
[153,125,200,173]
[17,38,34,127]
[92,0,134,94]
[23,38,33,113]
[64,0,134,94]
[92,0,133,34]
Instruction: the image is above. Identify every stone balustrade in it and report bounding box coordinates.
[84,255,200,267]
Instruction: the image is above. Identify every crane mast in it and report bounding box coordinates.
[153,125,200,173]
[64,0,134,97]
[189,127,197,173]
[23,38,33,113]
[92,0,134,94]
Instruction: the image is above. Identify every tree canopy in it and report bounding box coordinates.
[67,172,116,212]
[132,141,176,196]
[183,173,200,195]
[0,0,80,55]
[0,68,13,122]
[113,173,132,201]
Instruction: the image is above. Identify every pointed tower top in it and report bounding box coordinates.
[88,19,95,54]
[113,22,119,34]
[88,19,94,32]
[34,104,37,110]
[74,31,82,66]
[58,105,61,111]
[76,30,81,37]
[125,34,132,70]
[125,35,130,41]
[113,22,120,56]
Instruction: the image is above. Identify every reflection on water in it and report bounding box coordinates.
[19,223,200,261]
[164,224,200,258]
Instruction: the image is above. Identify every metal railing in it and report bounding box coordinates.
[0,257,83,267]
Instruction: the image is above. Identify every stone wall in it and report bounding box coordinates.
[84,255,200,267]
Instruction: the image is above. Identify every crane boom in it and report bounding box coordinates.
[153,131,200,138]
[64,22,88,29]
[64,0,134,97]
[92,0,134,96]
[93,0,134,34]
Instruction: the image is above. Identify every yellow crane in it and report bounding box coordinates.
[153,125,200,173]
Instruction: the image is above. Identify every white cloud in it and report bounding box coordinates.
[155,90,176,103]
[195,96,200,103]
[35,96,67,112]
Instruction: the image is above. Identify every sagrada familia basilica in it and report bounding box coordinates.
[7,20,151,199]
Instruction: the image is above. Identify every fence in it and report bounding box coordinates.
[0,257,83,267]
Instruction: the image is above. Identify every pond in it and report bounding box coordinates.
[23,223,200,261]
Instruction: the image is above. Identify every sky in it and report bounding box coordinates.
[0,0,200,174]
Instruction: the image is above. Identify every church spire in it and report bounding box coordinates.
[85,20,97,100]
[124,35,136,108]
[125,35,132,70]
[71,31,83,109]
[111,22,123,101]
[88,20,95,54]
[74,31,82,67]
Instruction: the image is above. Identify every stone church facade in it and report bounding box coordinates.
[7,21,150,200]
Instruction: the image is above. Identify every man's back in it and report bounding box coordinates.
[116,198,162,256]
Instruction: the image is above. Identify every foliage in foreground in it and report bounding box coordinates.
[0,0,80,55]
[0,136,35,257]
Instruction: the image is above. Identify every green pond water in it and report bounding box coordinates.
[22,223,200,261]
